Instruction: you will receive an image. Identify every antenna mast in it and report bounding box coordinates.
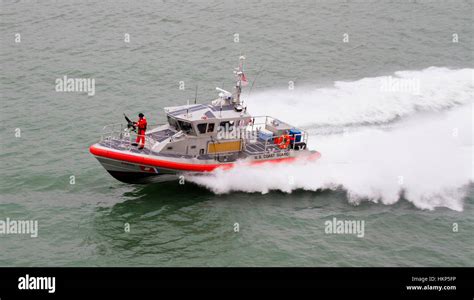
[234,56,245,105]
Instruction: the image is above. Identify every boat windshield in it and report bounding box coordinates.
[177,120,196,135]
[167,115,178,130]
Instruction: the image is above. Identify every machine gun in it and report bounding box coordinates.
[123,114,137,132]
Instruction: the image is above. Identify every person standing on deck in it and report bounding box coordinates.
[134,113,147,149]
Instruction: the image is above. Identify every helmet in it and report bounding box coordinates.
[138,113,144,118]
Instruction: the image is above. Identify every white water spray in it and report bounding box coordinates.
[189,67,473,211]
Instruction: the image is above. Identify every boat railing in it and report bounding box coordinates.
[100,123,163,151]
[244,115,309,153]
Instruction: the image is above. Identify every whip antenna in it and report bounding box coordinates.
[194,85,198,104]
[248,64,264,97]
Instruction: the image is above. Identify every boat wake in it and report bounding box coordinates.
[188,67,473,211]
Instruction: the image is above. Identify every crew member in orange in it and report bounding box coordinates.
[134,113,147,149]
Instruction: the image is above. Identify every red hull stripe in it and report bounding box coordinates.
[89,144,320,172]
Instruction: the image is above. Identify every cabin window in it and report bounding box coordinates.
[197,123,207,134]
[167,116,178,130]
[207,123,215,132]
[199,149,205,155]
[177,120,195,135]
[190,145,196,149]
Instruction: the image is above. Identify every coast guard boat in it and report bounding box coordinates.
[89,57,321,183]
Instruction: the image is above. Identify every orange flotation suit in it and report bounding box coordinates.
[135,117,147,148]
